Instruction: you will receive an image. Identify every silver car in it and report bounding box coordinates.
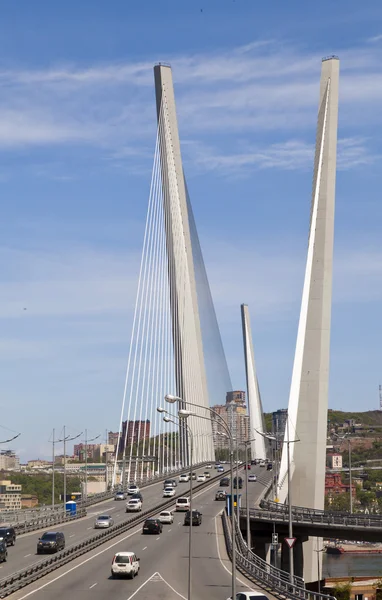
[94,515,114,529]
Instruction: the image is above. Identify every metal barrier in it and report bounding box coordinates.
[233,515,304,588]
[260,499,382,521]
[251,505,382,530]
[1,461,210,532]
[221,511,336,600]
[12,508,87,535]
[0,468,224,598]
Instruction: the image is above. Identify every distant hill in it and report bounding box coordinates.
[263,410,382,429]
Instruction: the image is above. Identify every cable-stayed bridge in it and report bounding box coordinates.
[109,56,341,585]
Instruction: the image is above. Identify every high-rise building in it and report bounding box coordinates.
[73,443,99,461]
[272,409,288,437]
[0,480,22,510]
[118,420,151,454]
[108,431,119,449]
[0,450,20,471]
[212,395,250,450]
[226,391,246,406]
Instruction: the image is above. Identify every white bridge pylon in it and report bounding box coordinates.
[241,304,266,461]
[113,64,223,487]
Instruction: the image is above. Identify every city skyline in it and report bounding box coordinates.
[0,1,381,460]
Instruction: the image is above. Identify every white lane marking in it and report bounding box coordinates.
[116,514,120,517]
[13,525,143,600]
[24,553,31,557]
[69,535,75,538]
[156,536,160,540]
[168,529,172,532]
[178,521,181,525]
[87,527,92,530]
[89,582,97,589]
[142,546,147,550]
[213,512,251,590]
[126,571,187,600]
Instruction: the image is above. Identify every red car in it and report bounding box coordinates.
[244,464,251,470]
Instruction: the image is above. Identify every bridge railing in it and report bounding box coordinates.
[233,513,304,587]
[250,506,382,529]
[260,499,382,520]
[0,461,209,530]
[221,511,336,600]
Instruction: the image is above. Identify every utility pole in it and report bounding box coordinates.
[349,438,353,514]
[63,426,67,506]
[52,428,55,507]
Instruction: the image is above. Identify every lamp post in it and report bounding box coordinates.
[165,394,237,600]
[158,407,193,600]
[60,427,82,508]
[83,431,100,501]
[256,422,299,583]
[314,540,325,593]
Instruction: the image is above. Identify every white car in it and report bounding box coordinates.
[163,487,176,498]
[197,474,206,482]
[126,499,142,512]
[259,460,266,467]
[158,510,174,524]
[175,497,190,511]
[227,592,270,600]
[111,551,140,579]
[248,474,257,482]
[114,491,126,501]
[217,466,224,473]
[94,515,114,528]
[205,464,212,469]
[179,473,190,483]
[203,471,211,479]
[127,484,140,494]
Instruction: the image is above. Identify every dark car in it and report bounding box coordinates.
[163,479,177,488]
[142,518,163,535]
[233,476,243,489]
[220,477,230,487]
[267,463,273,471]
[184,510,202,526]
[37,531,65,554]
[215,490,227,501]
[0,527,16,547]
[131,492,143,502]
[0,541,7,563]
[251,459,257,465]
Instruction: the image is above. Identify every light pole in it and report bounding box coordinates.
[158,407,194,600]
[314,540,325,593]
[165,394,237,600]
[83,430,100,501]
[256,422,300,583]
[60,427,82,508]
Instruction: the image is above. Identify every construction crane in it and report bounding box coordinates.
[380,384,382,411]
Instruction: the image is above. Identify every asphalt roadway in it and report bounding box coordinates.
[0,465,215,580]
[7,465,277,600]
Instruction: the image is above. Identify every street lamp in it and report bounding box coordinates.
[160,410,194,600]
[58,427,82,508]
[314,539,325,594]
[256,421,300,583]
[83,430,100,501]
[171,397,237,600]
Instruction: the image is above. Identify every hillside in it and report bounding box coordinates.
[264,410,382,429]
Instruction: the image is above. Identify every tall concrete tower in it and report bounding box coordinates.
[241,304,266,461]
[278,57,339,581]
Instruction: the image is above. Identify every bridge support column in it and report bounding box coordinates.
[281,537,304,579]
[251,538,271,562]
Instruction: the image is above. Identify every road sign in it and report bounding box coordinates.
[285,537,296,549]
[272,533,278,545]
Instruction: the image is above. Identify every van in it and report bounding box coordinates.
[175,497,190,511]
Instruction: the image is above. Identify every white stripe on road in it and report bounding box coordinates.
[69,535,75,538]
[142,546,147,550]
[125,571,186,600]
[89,582,97,589]
[24,554,31,558]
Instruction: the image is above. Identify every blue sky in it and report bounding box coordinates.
[0,1,381,460]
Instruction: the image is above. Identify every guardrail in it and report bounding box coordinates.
[221,511,336,600]
[1,461,211,532]
[260,500,382,521]
[233,515,304,588]
[252,506,382,530]
[12,508,87,535]
[0,468,224,598]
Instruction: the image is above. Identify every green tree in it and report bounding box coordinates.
[333,582,351,600]
[325,493,350,512]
